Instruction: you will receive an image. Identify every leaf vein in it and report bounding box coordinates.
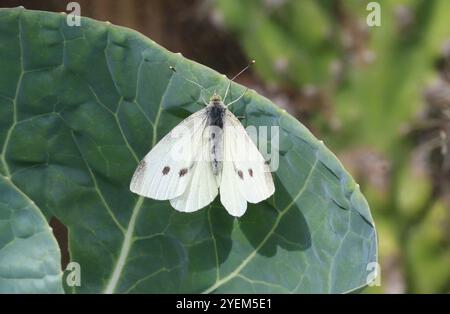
[1,12,23,178]
[202,155,319,293]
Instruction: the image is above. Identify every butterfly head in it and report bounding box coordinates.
[210,94,222,103]
[210,94,224,107]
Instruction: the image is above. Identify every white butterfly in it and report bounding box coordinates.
[130,63,275,217]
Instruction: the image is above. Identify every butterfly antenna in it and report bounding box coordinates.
[170,66,208,105]
[226,88,249,108]
[223,59,255,104]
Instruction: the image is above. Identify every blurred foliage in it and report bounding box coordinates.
[214,0,450,293]
[215,0,340,87]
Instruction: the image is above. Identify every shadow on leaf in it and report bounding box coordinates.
[239,176,311,257]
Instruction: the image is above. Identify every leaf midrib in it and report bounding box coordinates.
[102,52,175,293]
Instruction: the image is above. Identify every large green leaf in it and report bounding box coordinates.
[0,176,63,293]
[0,8,377,293]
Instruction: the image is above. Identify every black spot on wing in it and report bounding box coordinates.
[237,170,243,180]
[248,168,253,177]
[136,160,146,171]
[179,168,188,177]
[162,166,170,175]
[131,160,147,186]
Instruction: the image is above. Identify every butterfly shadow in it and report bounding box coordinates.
[238,176,312,257]
[160,200,234,274]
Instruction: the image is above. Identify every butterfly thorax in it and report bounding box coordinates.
[206,101,226,177]
[207,100,226,129]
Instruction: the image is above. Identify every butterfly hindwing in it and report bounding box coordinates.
[170,128,219,212]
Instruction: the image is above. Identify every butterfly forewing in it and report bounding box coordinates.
[130,109,208,200]
[219,111,275,216]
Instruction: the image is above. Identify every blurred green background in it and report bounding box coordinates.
[5,0,449,293]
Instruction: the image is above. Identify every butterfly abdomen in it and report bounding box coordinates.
[207,101,226,177]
